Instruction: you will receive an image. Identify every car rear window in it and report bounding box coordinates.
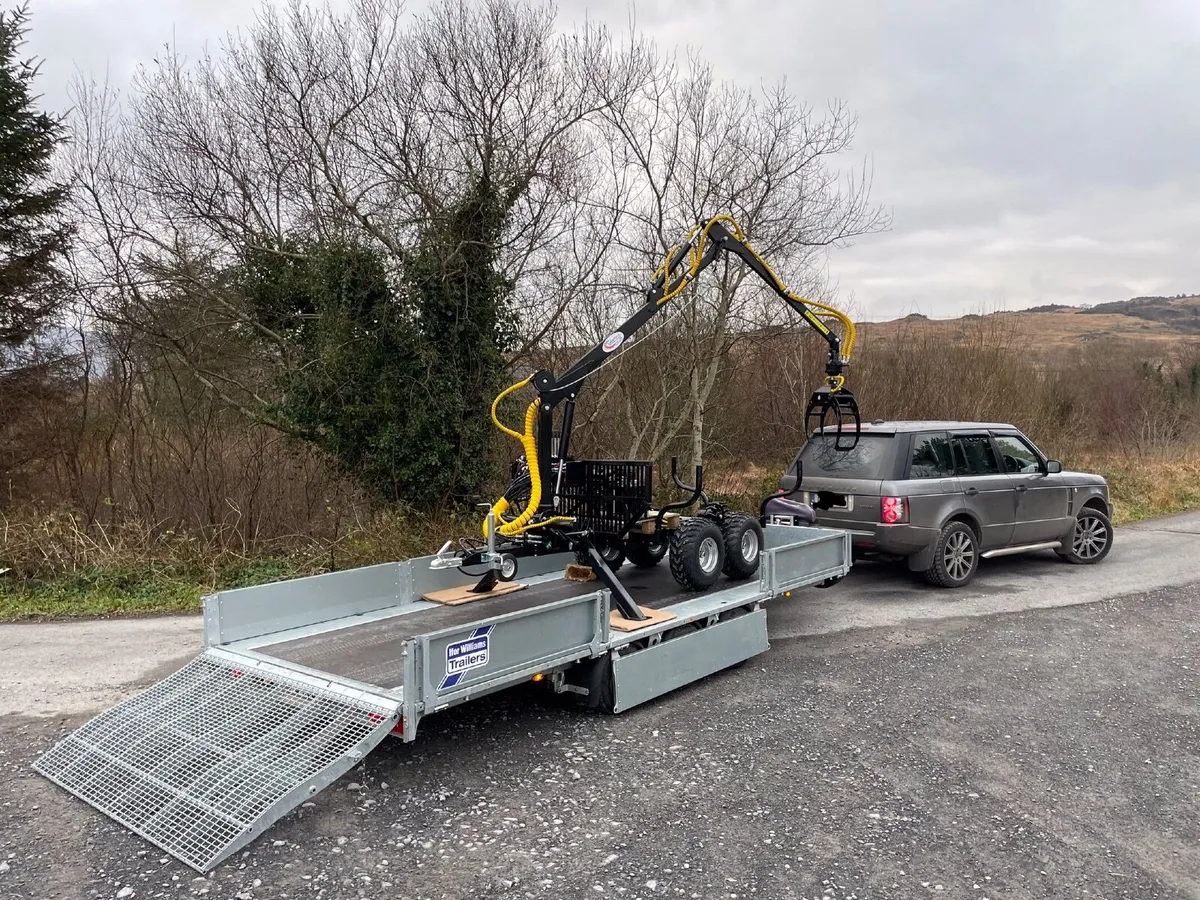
[800,434,894,480]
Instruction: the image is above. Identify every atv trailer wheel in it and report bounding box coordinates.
[575,540,625,571]
[669,518,725,591]
[720,513,764,580]
[626,535,669,568]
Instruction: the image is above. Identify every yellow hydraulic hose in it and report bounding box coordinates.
[484,379,574,538]
[652,214,858,378]
[488,398,542,536]
[491,376,532,438]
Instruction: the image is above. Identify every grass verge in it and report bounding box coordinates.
[0,558,305,621]
[0,506,470,622]
[1076,455,1200,525]
[4,454,1200,621]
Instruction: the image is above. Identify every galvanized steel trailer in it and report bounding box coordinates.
[33,523,849,873]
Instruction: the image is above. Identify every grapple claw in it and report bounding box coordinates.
[804,385,861,451]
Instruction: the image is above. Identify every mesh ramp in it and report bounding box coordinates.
[33,648,401,872]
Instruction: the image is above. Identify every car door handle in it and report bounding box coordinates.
[965,487,978,496]
[1016,485,1027,492]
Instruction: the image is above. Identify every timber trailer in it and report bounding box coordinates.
[33,216,860,872]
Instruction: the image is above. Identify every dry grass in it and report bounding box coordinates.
[861,309,1200,354]
[1074,454,1200,525]
[0,505,474,621]
[4,450,1200,621]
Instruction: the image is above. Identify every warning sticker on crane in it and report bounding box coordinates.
[602,331,625,353]
[440,625,492,689]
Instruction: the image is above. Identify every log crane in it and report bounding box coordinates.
[432,214,860,621]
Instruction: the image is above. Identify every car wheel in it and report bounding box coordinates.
[1058,507,1113,565]
[719,513,764,580]
[669,518,725,591]
[924,520,979,588]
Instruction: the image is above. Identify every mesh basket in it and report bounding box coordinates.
[557,459,654,537]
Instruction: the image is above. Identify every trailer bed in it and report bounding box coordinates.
[33,524,851,873]
[250,563,742,689]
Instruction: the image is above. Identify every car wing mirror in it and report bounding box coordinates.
[1046,459,1062,474]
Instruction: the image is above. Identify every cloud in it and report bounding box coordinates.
[23,0,1200,319]
[570,0,1200,317]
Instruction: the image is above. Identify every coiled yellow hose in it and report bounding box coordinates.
[484,380,573,537]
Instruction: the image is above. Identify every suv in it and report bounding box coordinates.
[774,421,1113,587]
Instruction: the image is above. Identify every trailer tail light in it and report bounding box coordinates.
[881,496,907,524]
[367,712,404,736]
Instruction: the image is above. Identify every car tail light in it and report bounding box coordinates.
[881,496,907,524]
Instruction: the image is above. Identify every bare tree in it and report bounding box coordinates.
[572,57,888,468]
[67,0,653,423]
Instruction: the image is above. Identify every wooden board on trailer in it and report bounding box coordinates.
[423,582,526,605]
[608,606,677,632]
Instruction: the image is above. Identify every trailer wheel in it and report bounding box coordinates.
[564,656,615,713]
[575,540,625,571]
[720,513,764,580]
[669,518,725,591]
[626,536,669,568]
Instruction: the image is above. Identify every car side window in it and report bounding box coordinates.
[908,432,954,479]
[993,434,1043,474]
[951,435,1001,475]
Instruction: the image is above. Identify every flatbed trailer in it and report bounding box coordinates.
[33,523,850,873]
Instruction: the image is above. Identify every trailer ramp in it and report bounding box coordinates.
[33,648,400,872]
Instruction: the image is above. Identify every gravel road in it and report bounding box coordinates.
[1,514,1197,900]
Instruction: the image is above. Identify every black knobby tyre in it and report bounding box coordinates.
[669,518,725,591]
[720,513,764,580]
[1059,507,1113,565]
[924,520,979,588]
[575,540,625,571]
[626,535,669,568]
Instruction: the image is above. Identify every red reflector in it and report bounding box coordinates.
[881,496,907,524]
[391,719,404,735]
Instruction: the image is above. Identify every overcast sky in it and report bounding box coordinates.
[23,0,1200,320]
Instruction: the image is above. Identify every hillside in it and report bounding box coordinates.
[861,294,1200,354]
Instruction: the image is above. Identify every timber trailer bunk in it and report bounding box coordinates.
[32,215,861,872]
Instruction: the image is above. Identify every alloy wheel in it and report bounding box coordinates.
[1073,514,1109,560]
[943,530,976,582]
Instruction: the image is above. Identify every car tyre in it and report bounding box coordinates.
[1058,507,1113,565]
[924,520,979,588]
[669,518,725,591]
[719,513,764,580]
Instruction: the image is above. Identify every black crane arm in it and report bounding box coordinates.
[535,218,854,398]
[493,215,861,535]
